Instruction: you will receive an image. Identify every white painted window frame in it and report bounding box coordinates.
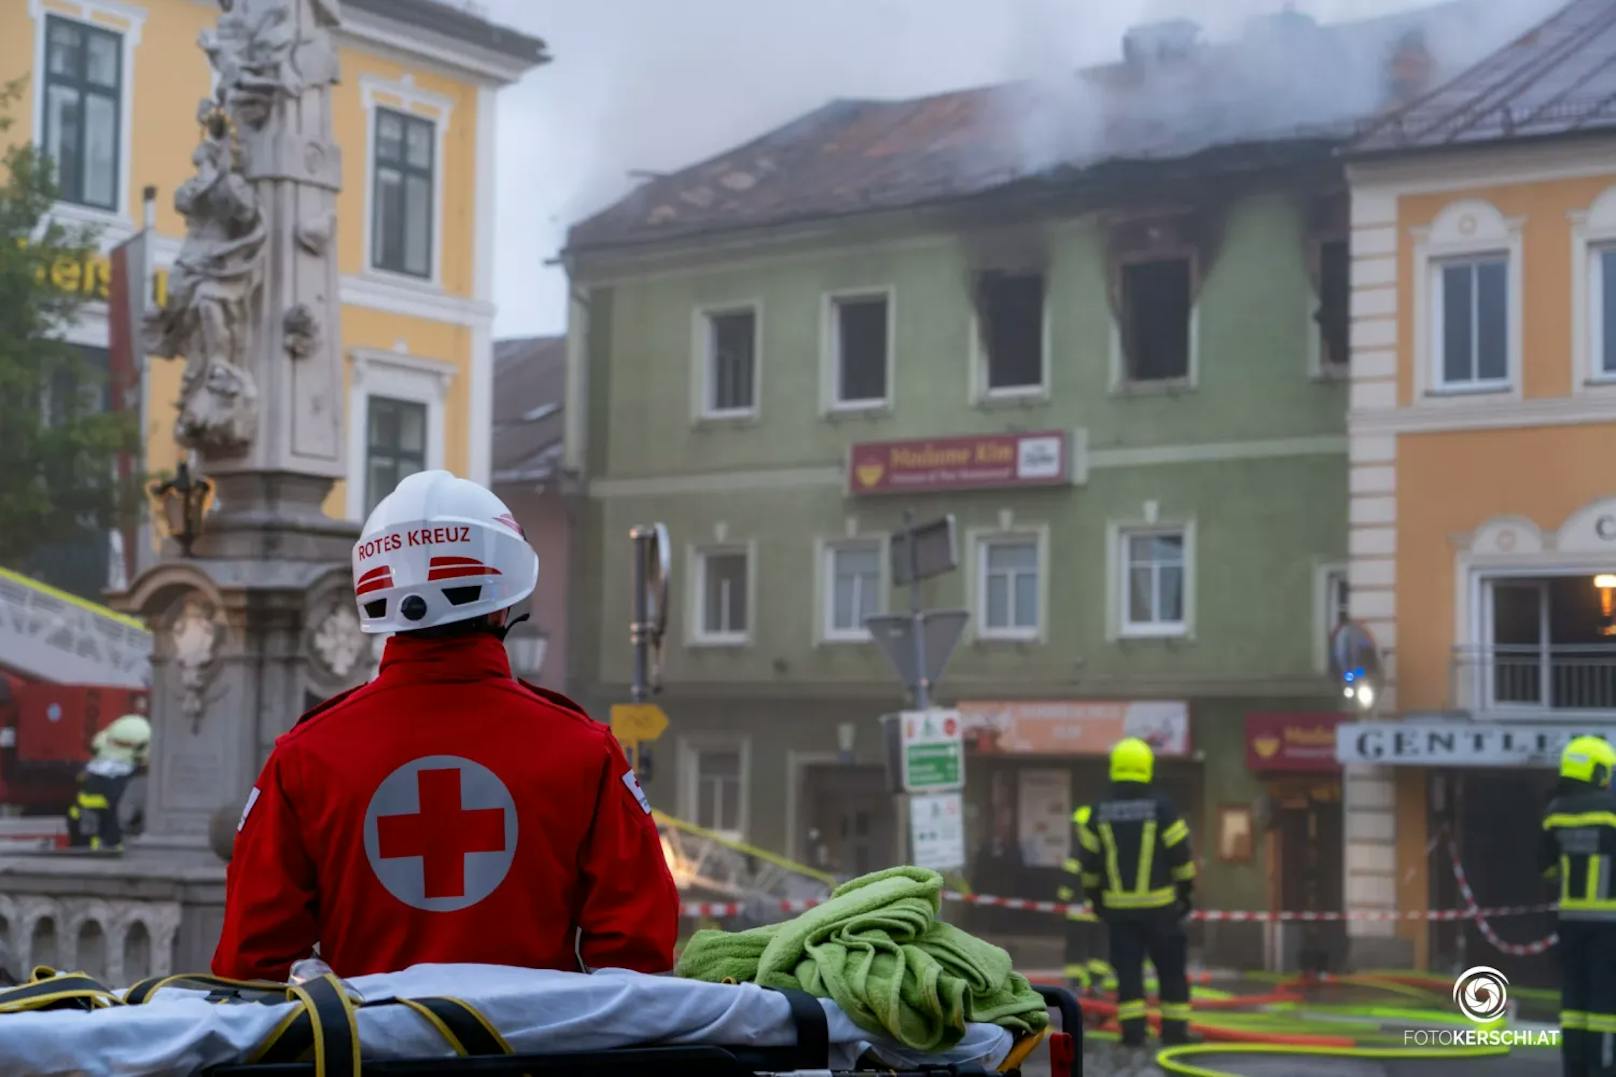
[1570,185,1616,393]
[688,542,755,646]
[30,0,145,232]
[1411,199,1523,403]
[819,536,887,643]
[971,528,1048,642]
[968,275,1051,406]
[1108,253,1201,393]
[1314,561,1349,673]
[1111,520,1196,640]
[821,286,895,414]
[678,734,751,841]
[359,73,453,292]
[691,300,763,422]
[344,349,454,521]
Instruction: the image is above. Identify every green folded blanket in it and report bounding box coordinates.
[676,865,1048,1052]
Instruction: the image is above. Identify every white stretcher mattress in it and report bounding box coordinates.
[0,964,1015,1076]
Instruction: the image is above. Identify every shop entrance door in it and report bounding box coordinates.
[1270,780,1345,971]
[804,765,896,878]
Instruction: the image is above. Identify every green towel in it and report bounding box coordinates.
[676,866,1048,1052]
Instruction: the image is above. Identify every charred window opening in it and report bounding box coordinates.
[1122,257,1192,382]
[976,270,1044,391]
[1316,238,1350,370]
[833,294,888,405]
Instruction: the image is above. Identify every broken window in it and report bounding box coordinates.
[1316,238,1350,371]
[704,308,757,414]
[833,294,888,405]
[1122,257,1191,381]
[977,271,1044,392]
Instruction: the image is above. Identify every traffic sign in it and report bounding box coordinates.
[899,708,964,792]
[910,791,965,871]
[867,610,967,695]
[611,702,670,743]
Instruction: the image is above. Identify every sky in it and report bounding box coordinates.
[480,0,1554,340]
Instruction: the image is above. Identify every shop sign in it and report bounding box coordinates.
[24,240,169,307]
[1335,721,1614,767]
[959,700,1190,757]
[1245,712,1346,773]
[848,431,1069,495]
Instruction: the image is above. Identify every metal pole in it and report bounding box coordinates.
[630,526,651,704]
[904,510,929,710]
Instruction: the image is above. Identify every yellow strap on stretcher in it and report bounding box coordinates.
[0,968,120,1013]
[999,1027,1050,1072]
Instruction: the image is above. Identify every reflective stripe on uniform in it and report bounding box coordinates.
[1102,886,1177,909]
[1171,862,1197,882]
[1076,824,1101,855]
[1099,823,1123,895]
[1117,999,1148,1021]
[1161,1002,1192,1021]
[1162,819,1189,848]
[1056,885,1076,902]
[1080,873,1101,889]
[1563,1010,1590,1030]
[1589,854,1607,904]
[77,792,110,810]
[1061,858,1081,875]
[1136,820,1157,894]
[1544,812,1616,830]
[1587,1013,1616,1034]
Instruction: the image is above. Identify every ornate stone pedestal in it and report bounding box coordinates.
[2,0,360,982]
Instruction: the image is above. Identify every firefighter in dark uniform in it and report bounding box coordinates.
[1540,735,1616,1077]
[66,714,151,851]
[1075,737,1196,1047]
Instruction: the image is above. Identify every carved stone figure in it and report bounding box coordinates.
[283,303,319,359]
[145,101,266,456]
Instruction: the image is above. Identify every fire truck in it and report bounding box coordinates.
[0,566,150,835]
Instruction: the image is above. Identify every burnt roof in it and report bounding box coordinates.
[1353,0,1616,154]
[569,4,1475,254]
[347,0,548,67]
[492,335,566,487]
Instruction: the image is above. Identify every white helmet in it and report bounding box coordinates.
[353,470,538,634]
[93,714,151,766]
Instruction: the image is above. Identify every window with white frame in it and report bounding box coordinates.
[42,16,122,211]
[1122,528,1187,635]
[696,548,749,642]
[686,742,745,837]
[978,537,1040,638]
[824,541,882,639]
[371,108,435,278]
[702,307,758,416]
[830,293,889,407]
[1434,254,1508,391]
[364,396,427,514]
[1321,566,1350,657]
[1592,245,1616,382]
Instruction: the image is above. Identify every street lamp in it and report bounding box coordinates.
[504,628,548,680]
[145,461,215,557]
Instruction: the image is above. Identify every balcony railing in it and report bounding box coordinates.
[1453,644,1616,713]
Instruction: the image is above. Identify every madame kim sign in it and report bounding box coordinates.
[1336,721,1614,768]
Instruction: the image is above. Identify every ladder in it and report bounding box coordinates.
[655,811,834,916]
[0,567,151,687]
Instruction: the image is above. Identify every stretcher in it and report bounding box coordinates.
[0,963,1082,1076]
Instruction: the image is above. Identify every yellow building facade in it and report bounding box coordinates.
[1,0,543,583]
[1342,14,1616,968]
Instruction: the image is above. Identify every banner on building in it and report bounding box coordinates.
[1335,721,1613,767]
[1245,712,1346,773]
[959,700,1190,757]
[848,431,1070,495]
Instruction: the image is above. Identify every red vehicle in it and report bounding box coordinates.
[0,672,147,812]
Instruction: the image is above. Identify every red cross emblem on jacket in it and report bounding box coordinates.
[212,633,678,980]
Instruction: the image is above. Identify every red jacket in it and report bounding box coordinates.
[213,632,678,980]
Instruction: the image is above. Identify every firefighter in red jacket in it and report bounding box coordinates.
[214,470,679,980]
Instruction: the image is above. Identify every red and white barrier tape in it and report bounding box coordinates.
[682,891,1555,925]
[1446,839,1558,957]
